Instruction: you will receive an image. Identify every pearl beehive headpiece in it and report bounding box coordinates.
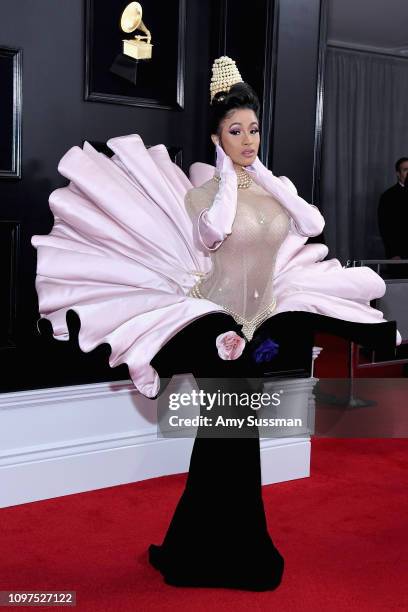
[210,56,243,103]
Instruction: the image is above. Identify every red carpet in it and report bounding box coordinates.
[1,438,407,611]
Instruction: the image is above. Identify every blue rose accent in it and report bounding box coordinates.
[252,338,280,364]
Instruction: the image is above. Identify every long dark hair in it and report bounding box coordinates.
[210,82,260,135]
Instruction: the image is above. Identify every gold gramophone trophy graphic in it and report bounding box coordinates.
[110,2,153,85]
[121,2,152,60]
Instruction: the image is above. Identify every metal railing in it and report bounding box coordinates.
[322,258,408,406]
[347,259,408,275]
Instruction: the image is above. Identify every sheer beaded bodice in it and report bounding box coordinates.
[186,178,291,341]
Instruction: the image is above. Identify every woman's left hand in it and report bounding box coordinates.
[246,157,298,195]
[245,157,290,194]
[245,156,275,181]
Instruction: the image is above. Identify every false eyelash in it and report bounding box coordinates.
[228,129,259,135]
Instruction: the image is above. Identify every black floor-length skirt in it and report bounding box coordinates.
[148,311,397,590]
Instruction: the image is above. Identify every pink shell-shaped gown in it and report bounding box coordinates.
[31,134,401,398]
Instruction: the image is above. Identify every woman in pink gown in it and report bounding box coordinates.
[31,57,400,591]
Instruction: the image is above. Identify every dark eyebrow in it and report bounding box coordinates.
[228,121,259,128]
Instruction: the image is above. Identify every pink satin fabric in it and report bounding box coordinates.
[31,135,401,399]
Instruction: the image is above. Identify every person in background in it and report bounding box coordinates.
[378,157,408,277]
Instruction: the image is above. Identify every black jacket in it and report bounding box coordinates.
[378,183,408,258]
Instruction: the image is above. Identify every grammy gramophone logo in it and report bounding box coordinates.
[120,1,153,60]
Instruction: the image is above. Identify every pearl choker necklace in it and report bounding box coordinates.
[213,168,253,189]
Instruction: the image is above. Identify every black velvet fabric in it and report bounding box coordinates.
[151,311,397,382]
[148,311,396,590]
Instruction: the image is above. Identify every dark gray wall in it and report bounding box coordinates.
[0,0,323,392]
[272,0,322,201]
[0,0,212,391]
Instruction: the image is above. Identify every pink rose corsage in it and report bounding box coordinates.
[216,331,246,360]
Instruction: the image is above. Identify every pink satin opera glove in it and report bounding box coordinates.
[245,157,325,237]
[197,144,238,251]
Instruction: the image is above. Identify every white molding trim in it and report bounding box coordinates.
[0,378,311,508]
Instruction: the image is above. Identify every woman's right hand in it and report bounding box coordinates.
[195,144,238,251]
[215,144,236,177]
